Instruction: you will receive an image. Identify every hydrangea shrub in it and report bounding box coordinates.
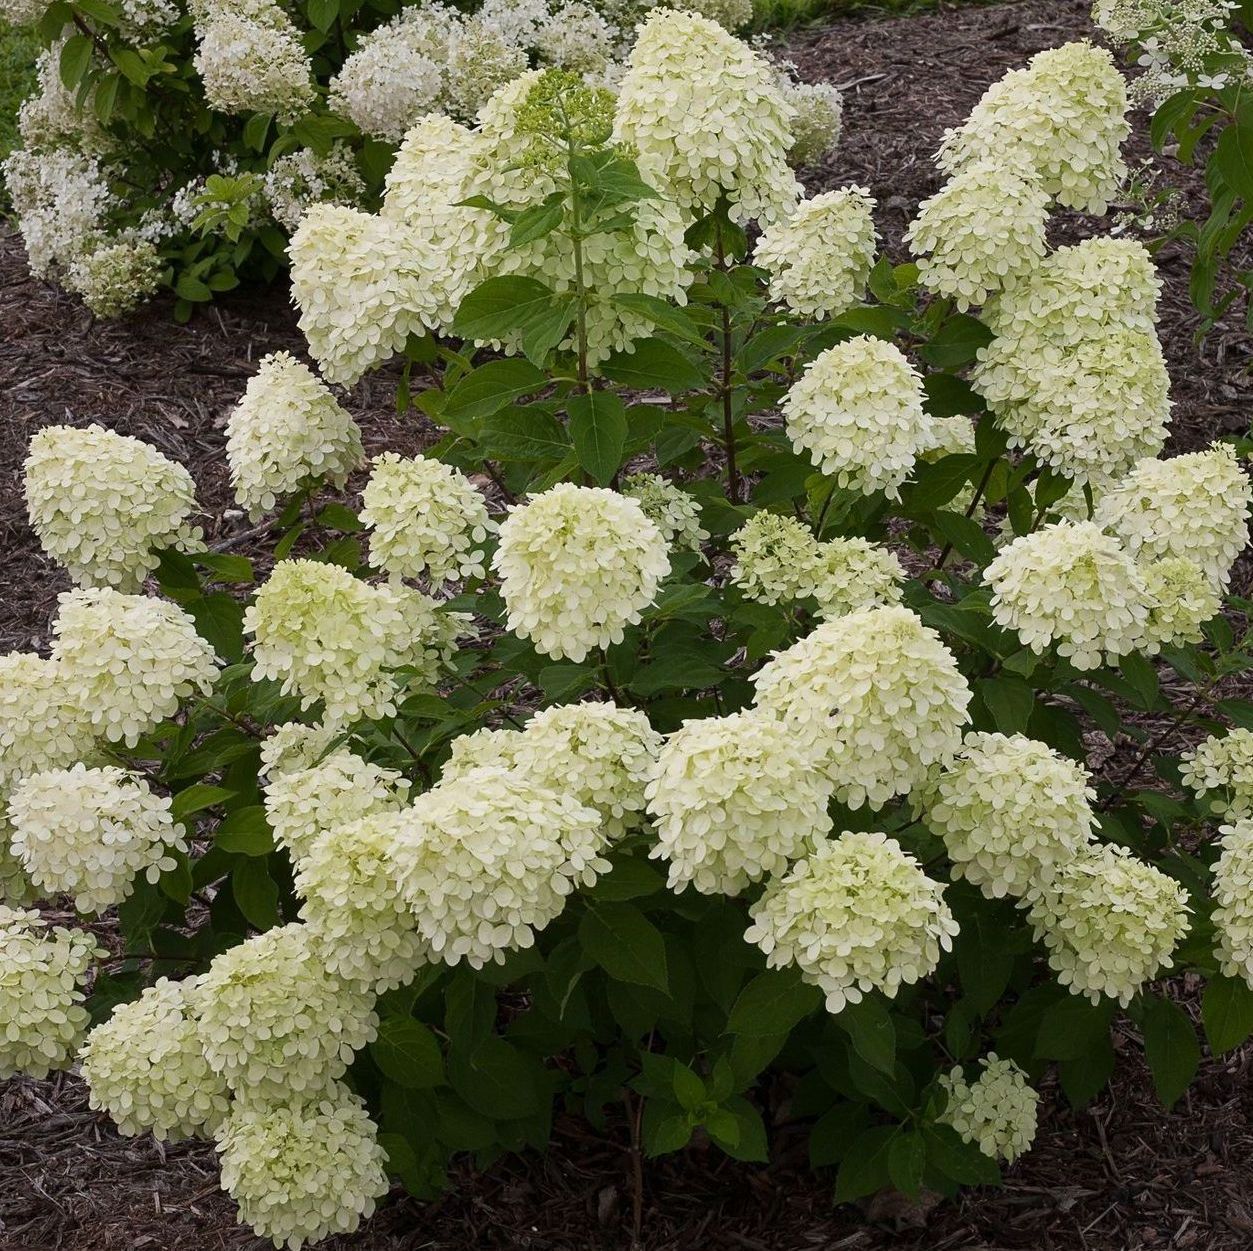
[4,19,1253,1247]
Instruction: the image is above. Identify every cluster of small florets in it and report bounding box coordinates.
[0,906,103,1079]
[16,44,109,154]
[80,975,230,1141]
[258,720,338,782]
[1094,444,1250,589]
[1181,729,1253,817]
[612,9,800,224]
[7,765,185,916]
[0,653,96,791]
[746,831,959,1013]
[752,605,971,809]
[984,521,1151,669]
[939,1055,1039,1163]
[777,70,843,166]
[1024,843,1190,1005]
[361,453,495,584]
[906,158,1050,309]
[262,143,366,231]
[1212,819,1253,986]
[24,424,202,590]
[245,560,465,725]
[782,335,933,499]
[922,733,1096,899]
[226,352,365,520]
[192,0,315,124]
[264,748,411,870]
[621,474,708,552]
[1142,557,1223,648]
[192,923,378,1096]
[494,484,670,662]
[51,588,219,746]
[392,765,610,966]
[215,1081,390,1250]
[938,41,1130,213]
[646,710,834,895]
[64,238,164,318]
[754,188,877,319]
[973,238,1170,484]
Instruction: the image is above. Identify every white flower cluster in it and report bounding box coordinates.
[1212,819,1253,987]
[754,188,877,319]
[245,560,465,725]
[80,975,230,1141]
[65,238,164,318]
[973,238,1170,485]
[745,831,959,1013]
[752,605,971,809]
[645,710,834,895]
[8,764,185,915]
[0,906,103,1079]
[1182,729,1253,817]
[392,765,609,966]
[0,653,95,790]
[24,424,201,591]
[215,1081,390,1250]
[1142,557,1222,649]
[262,143,366,231]
[361,453,495,584]
[938,41,1130,213]
[939,1054,1039,1163]
[778,72,843,166]
[1024,843,1190,1006]
[225,351,365,520]
[613,9,800,225]
[193,0,315,124]
[922,733,1096,899]
[258,720,338,782]
[621,474,708,552]
[782,335,933,499]
[494,484,670,661]
[51,588,219,746]
[192,922,379,1097]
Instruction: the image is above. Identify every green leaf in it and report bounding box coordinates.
[834,1125,897,1203]
[923,1123,1000,1186]
[976,674,1034,736]
[509,199,565,248]
[956,914,1015,1016]
[316,503,364,533]
[444,359,548,423]
[600,338,704,393]
[671,1062,705,1112]
[918,314,994,368]
[170,784,235,822]
[214,807,274,856]
[706,1096,769,1162]
[1140,994,1201,1110]
[578,902,669,994]
[809,1102,870,1168]
[726,968,821,1038]
[231,857,280,930]
[1035,997,1114,1062]
[888,1131,926,1198]
[644,1110,693,1156]
[188,593,245,664]
[447,1036,543,1119]
[1214,121,1253,199]
[306,0,338,29]
[904,454,980,513]
[453,277,573,366]
[591,857,665,901]
[568,391,627,485]
[931,509,996,566]
[480,406,571,462]
[1058,1035,1115,1109]
[835,998,895,1076]
[1202,975,1253,1054]
[372,1018,445,1089]
[59,34,93,90]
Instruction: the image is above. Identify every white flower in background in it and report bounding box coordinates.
[361,453,495,584]
[114,0,179,39]
[613,9,800,225]
[24,424,201,591]
[621,474,709,552]
[0,0,46,22]
[264,748,410,871]
[441,724,526,781]
[8,765,185,915]
[0,653,95,790]
[745,831,959,1013]
[646,709,834,895]
[64,239,164,318]
[226,351,365,520]
[812,537,905,621]
[52,588,219,747]
[444,15,530,118]
[296,811,428,994]
[755,187,877,320]
[1141,557,1222,648]
[1024,843,1190,1005]
[729,511,828,606]
[938,41,1130,213]
[1213,819,1253,987]
[1094,444,1250,588]
[668,0,753,28]
[80,975,229,1142]
[906,159,1049,309]
[533,3,614,72]
[1182,729,1253,818]
[393,765,609,967]
[939,1055,1039,1163]
[245,560,465,725]
[778,73,843,166]
[782,335,933,498]
[193,923,378,1096]
[0,906,103,1079]
[215,1081,389,1250]
[753,605,971,809]
[494,484,671,662]
[18,44,109,154]
[922,733,1096,899]
[984,522,1150,669]
[258,720,338,782]
[262,143,365,231]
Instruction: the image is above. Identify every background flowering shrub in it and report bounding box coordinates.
[3,17,1253,1248]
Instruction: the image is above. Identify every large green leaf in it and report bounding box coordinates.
[578,902,669,993]
[568,391,627,485]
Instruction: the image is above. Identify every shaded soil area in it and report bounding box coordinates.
[2,0,1252,1248]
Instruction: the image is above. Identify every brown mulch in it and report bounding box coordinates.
[2,0,1252,1248]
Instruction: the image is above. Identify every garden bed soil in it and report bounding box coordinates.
[1,0,1252,1247]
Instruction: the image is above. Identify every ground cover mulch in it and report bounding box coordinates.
[2,0,1252,1247]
